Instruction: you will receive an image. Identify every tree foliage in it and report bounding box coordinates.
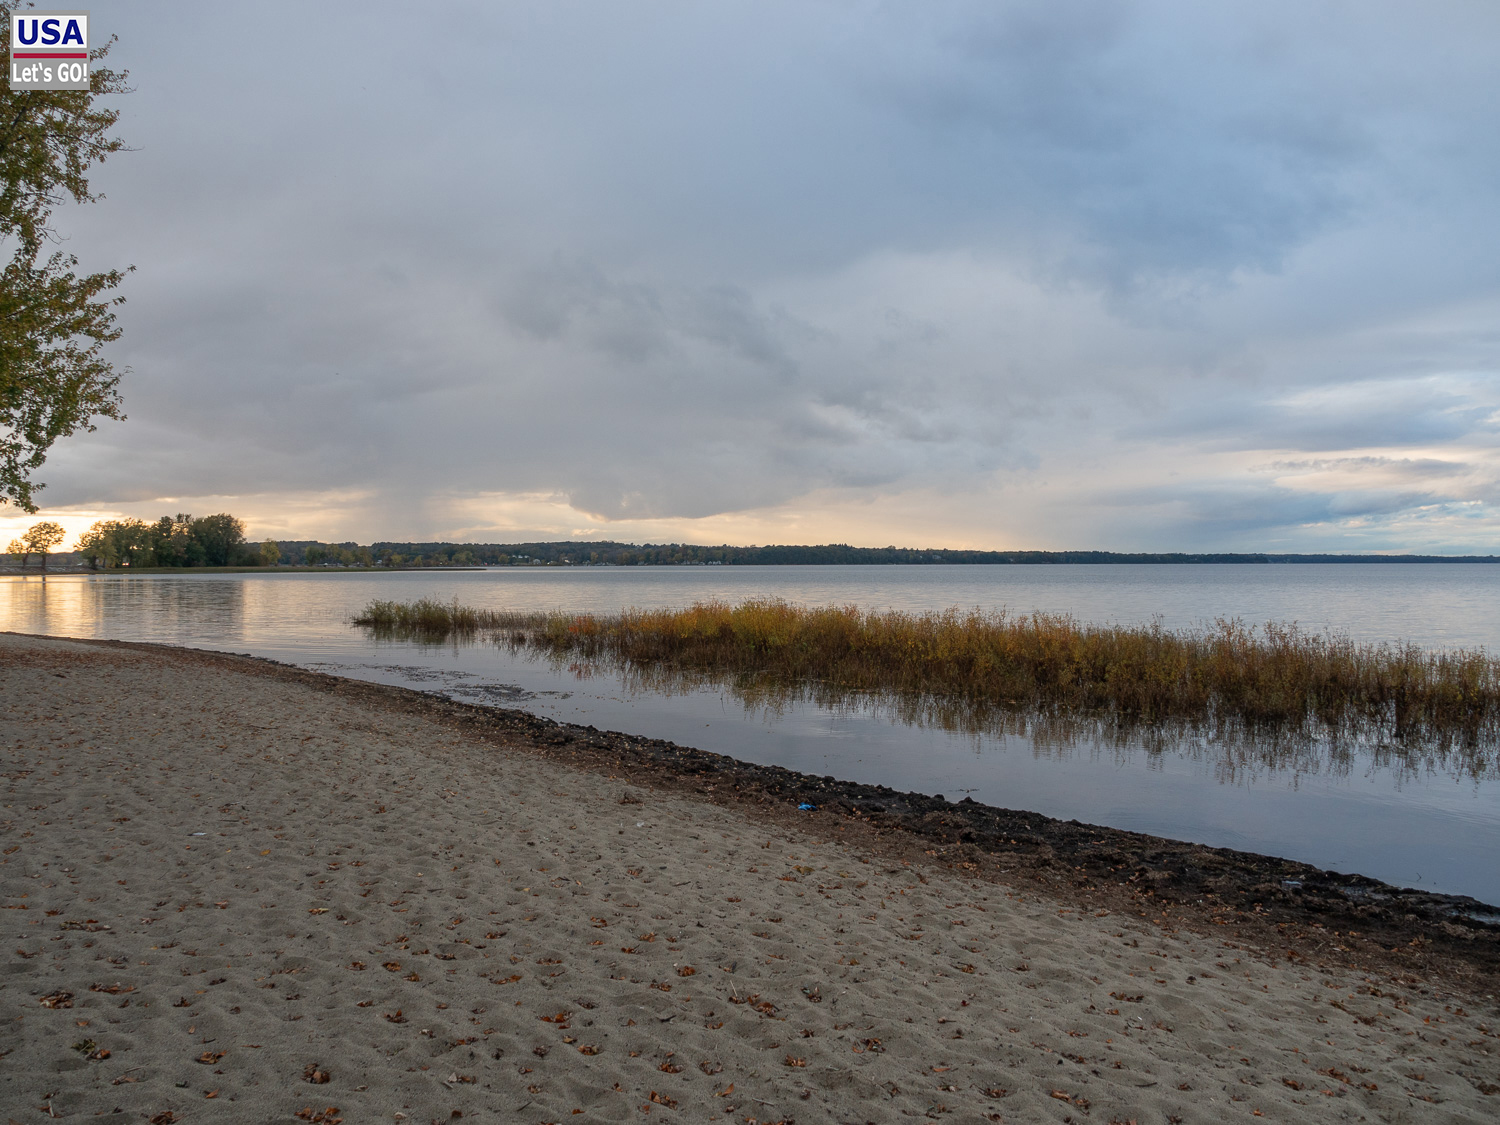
[19,517,62,567]
[1,2,131,511]
[4,518,63,567]
[76,512,248,569]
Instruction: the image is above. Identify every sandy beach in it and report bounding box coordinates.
[2,632,1497,1123]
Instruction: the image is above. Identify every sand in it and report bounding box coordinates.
[2,632,1497,1124]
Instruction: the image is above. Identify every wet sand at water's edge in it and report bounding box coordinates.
[2,632,1498,1122]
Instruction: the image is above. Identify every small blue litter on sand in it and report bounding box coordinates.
[798,802,816,811]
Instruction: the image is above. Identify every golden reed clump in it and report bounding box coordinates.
[354,597,1500,747]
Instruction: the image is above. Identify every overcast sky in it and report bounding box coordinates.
[9,0,1500,551]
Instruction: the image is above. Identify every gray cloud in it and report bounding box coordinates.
[18,0,1500,551]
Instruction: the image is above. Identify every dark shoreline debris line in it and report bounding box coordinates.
[353,598,1500,756]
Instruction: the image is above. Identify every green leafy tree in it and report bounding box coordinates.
[21,518,64,569]
[6,534,26,566]
[148,513,203,566]
[73,522,104,567]
[305,543,327,566]
[76,516,153,567]
[189,513,245,566]
[1,4,131,511]
[259,539,280,566]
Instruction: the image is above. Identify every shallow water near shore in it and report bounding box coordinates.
[4,563,1499,904]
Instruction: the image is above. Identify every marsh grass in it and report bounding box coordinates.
[353,597,1500,760]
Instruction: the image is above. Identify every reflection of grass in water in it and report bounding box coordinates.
[353,597,1499,780]
[602,656,1492,785]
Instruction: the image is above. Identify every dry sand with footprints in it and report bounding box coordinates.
[2,632,1498,1123]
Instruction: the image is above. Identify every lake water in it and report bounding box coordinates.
[3,564,1498,905]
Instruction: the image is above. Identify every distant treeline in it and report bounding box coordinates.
[78,514,259,568]
[357,541,1500,567]
[63,524,1500,570]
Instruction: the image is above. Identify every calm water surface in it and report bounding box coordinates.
[4,565,1498,904]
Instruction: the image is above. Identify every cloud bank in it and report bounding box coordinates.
[14,0,1500,551]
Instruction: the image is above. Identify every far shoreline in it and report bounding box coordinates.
[6,554,1500,577]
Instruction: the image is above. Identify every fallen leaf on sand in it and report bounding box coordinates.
[196,1051,226,1065]
[303,1063,331,1084]
[714,1084,735,1097]
[38,991,73,1009]
[648,1092,678,1109]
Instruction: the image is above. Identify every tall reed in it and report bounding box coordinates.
[353,597,491,636]
[352,597,1500,748]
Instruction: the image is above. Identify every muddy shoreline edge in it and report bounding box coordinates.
[28,631,1500,996]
